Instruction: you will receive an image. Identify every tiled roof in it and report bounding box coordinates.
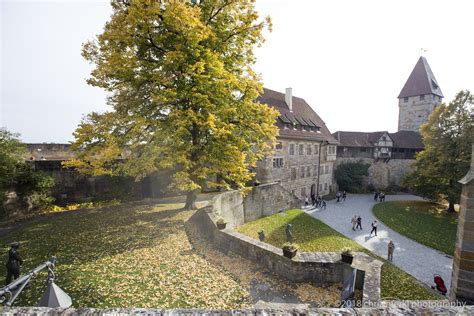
[398,56,443,98]
[389,130,424,149]
[334,131,424,149]
[258,88,337,143]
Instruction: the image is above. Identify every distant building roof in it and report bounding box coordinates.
[258,88,337,143]
[398,56,443,98]
[334,131,424,149]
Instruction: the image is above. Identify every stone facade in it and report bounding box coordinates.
[256,88,338,200]
[450,144,474,304]
[398,94,442,132]
[256,139,337,199]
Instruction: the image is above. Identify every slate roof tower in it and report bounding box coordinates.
[398,56,443,132]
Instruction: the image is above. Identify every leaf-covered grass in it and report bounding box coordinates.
[373,201,458,256]
[1,202,248,308]
[237,209,440,300]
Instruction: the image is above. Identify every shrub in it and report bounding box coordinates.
[0,128,55,219]
[335,161,370,193]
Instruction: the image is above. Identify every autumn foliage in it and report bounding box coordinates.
[65,0,279,208]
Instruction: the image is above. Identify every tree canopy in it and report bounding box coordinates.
[403,90,473,212]
[65,0,279,208]
[335,161,370,193]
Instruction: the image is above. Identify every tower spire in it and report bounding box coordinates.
[397,57,443,132]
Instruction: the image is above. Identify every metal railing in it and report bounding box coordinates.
[0,256,71,308]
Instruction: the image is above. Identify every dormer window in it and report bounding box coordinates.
[404,97,408,103]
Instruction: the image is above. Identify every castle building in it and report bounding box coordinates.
[256,88,338,199]
[398,56,443,132]
[333,57,443,189]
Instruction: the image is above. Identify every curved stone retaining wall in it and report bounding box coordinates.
[185,184,383,303]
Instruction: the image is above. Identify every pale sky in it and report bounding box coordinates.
[1,0,474,143]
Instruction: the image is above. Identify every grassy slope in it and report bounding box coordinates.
[237,209,440,300]
[373,201,457,256]
[2,202,248,308]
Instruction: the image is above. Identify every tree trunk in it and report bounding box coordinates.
[447,201,455,213]
[184,190,198,210]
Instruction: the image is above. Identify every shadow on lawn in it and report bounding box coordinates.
[1,203,187,272]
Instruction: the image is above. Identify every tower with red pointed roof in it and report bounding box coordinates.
[398,56,443,132]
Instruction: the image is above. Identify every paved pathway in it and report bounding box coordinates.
[304,194,453,292]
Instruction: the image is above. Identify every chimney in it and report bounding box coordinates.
[285,87,293,112]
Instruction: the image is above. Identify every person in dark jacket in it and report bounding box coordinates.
[5,241,23,285]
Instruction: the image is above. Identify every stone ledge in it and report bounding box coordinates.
[1,305,473,316]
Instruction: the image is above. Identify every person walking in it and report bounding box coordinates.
[5,241,23,285]
[336,192,341,202]
[321,200,327,210]
[305,196,309,206]
[369,220,378,237]
[374,192,379,201]
[351,215,357,231]
[356,215,362,230]
[387,240,395,261]
[342,191,347,201]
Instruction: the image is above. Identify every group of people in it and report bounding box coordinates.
[374,191,386,202]
[304,194,326,209]
[351,215,362,230]
[335,191,347,202]
[351,216,379,236]
[350,215,395,261]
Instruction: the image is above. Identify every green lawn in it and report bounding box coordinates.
[373,201,458,256]
[1,202,248,308]
[237,209,440,300]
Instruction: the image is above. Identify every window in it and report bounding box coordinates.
[314,165,318,176]
[301,187,306,198]
[300,166,305,178]
[327,145,336,155]
[314,144,319,155]
[324,165,329,174]
[326,165,330,174]
[420,95,425,101]
[272,158,284,168]
[306,166,311,177]
[275,142,283,150]
[319,184,323,192]
[360,147,367,152]
[289,144,295,155]
[307,144,312,155]
[324,183,328,190]
[299,144,304,155]
[404,97,408,103]
[291,168,297,180]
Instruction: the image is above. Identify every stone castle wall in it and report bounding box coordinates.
[335,157,414,190]
[185,184,382,303]
[398,94,441,132]
[209,183,300,229]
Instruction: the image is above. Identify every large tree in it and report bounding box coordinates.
[65,0,278,208]
[403,90,473,212]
